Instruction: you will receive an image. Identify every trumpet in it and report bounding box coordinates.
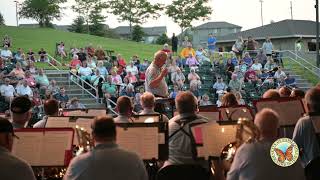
[74,125,94,156]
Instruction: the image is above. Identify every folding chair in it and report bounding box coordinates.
[156,164,210,180]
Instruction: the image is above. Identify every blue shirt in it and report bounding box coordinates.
[208,37,216,50]
[243,57,253,66]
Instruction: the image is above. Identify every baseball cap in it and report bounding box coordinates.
[0,117,19,138]
[10,96,32,114]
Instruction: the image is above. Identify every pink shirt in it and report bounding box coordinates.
[186,57,199,67]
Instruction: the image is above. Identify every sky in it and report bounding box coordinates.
[0,0,317,35]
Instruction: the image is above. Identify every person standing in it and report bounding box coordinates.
[171,33,178,55]
[145,51,168,97]
[262,37,273,56]
[207,33,217,55]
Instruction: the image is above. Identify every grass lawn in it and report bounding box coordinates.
[0,26,162,68]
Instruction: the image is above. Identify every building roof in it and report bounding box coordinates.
[113,26,167,36]
[195,21,242,30]
[217,19,319,43]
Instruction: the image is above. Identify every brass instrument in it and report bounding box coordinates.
[74,125,94,156]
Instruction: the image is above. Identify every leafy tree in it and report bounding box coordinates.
[0,12,5,25]
[108,0,163,33]
[131,25,144,42]
[19,0,66,27]
[68,16,86,33]
[156,33,169,45]
[105,28,119,39]
[89,5,106,37]
[166,0,212,34]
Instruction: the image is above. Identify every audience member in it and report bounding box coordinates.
[47,80,59,95]
[171,68,185,89]
[126,61,138,76]
[16,80,33,98]
[54,87,69,103]
[35,68,49,88]
[0,45,12,61]
[180,43,196,59]
[38,48,48,62]
[9,62,25,79]
[0,78,16,102]
[262,37,273,56]
[199,94,213,106]
[232,36,244,59]
[78,61,93,82]
[221,93,238,107]
[207,33,217,54]
[68,97,86,109]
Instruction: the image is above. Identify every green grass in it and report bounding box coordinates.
[0,26,162,66]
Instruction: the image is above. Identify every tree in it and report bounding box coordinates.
[156,33,169,45]
[108,0,163,33]
[72,0,107,34]
[89,5,106,37]
[19,0,66,27]
[68,16,86,33]
[0,12,5,25]
[131,25,144,42]
[166,0,212,34]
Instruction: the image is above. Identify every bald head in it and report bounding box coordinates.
[154,51,167,67]
[305,88,320,113]
[262,89,280,99]
[254,108,279,139]
[140,92,155,109]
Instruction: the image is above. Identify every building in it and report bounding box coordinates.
[113,26,167,44]
[216,19,320,52]
[184,21,242,47]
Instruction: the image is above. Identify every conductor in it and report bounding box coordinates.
[145,51,169,97]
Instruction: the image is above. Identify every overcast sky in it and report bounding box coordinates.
[0,0,317,35]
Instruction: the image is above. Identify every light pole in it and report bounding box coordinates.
[316,0,320,67]
[290,1,293,20]
[14,1,19,27]
[259,0,264,26]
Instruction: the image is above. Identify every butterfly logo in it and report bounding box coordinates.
[274,144,293,163]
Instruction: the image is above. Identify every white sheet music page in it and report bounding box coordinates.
[198,112,220,122]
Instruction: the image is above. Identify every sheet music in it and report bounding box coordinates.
[46,117,92,133]
[12,130,73,166]
[66,109,106,117]
[117,127,159,160]
[134,115,160,123]
[198,112,220,122]
[192,122,237,158]
[219,107,253,121]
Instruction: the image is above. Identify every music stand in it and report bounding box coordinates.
[198,105,220,122]
[218,105,255,121]
[132,114,162,123]
[63,108,107,117]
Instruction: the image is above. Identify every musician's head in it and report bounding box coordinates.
[290,88,305,98]
[254,108,280,140]
[0,117,17,151]
[279,86,291,97]
[116,96,133,116]
[154,51,167,67]
[10,96,32,127]
[140,92,155,110]
[176,91,198,114]
[44,99,59,116]
[262,89,280,99]
[91,116,116,143]
[221,93,238,107]
[305,87,320,113]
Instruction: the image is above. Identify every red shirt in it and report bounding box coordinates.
[70,59,82,69]
[139,72,146,81]
[245,70,257,81]
[118,59,126,68]
[162,49,172,54]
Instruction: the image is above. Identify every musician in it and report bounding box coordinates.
[279,86,291,97]
[64,116,148,180]
[33,99,59,128]
[145,51,168,98]
[293,87,320,167]
[139,92,169,122]
[165,91,207,166]
[10,96,32,129]
[262,89,280,99]
[114,96,133,123]
[216,109,305,180]
[0,117,36,180]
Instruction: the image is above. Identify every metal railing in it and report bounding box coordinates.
[69,71,98,100]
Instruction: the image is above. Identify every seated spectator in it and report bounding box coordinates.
[213,77,228,93]
[232,66,244,81]
[185,53,199,68]
[140,59,149,72]
[131,55,140,68]
[230,53,239,66]
[87,56,97,70]
[114,96,133,123]
[24,71,36,88]
[199,94,213,106]
[77,48,87,62]
[171,68,185,89]
[47,80,59,95]
[264,57,276,72]
[0,117,36,180]
[165,91,207,166]
[133,87,144,112]
[162,43,172,54]
[68,97,86,109]
[125,71,138,84]
[26,61,37,75]
[238,60,248,73]
[226,58,235,79]
[86,44,95,57]
[284,73,296,87]
[70,46,79,56]
[251,59,263,74]
[9,62,25,79]
[262,89,280,99]
[0,78,16,102]
[102,76,117,105]
[33,99,59,128]
[279,86,291,97]
[38,48,48,62]
[69,54,82,70]
[189,81,200,101]
[195,46,210,63]
[221,92,238,107]
[139,92,169,122]
[221,108,305,180]
[256,48,268,66]
[110,69,122,85]
[117,54,126,68]
[126,61,139,76]
[0,58,10,78]
[78,61,93,81]
[16,80,33,98]
[91,69,105,87]
[169,85,180,99]
[138,69,146,82]
[0,45,12,61]
[188,68,201,87]
[2,34,11,47]
[14,48,26,66]
[64,116,148,180]
[216,93,223,107]
[95,46,106,61]
[235,91,246,105]
[57,42,67,58]
[242,52,253,66]
[244,67,259,83]
[180,43,196,59]
[168,58,179,74]
[274,66,286,84]
[35,69,49,88]
[229,74,242,92]
[290,88,305,98]
[54,87,69,103]
[96,61,108,77]
[120,77,135,97]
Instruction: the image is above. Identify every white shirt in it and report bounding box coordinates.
[78,67,93,76]
[274,71,286,79]
[0,84,15,97]
[16,85,33,97]
[126,65,138,76]
[145,63,168,97]
[251,63,262,71]
[0,49,12,58]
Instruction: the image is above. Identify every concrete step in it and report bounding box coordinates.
[48,77,69,81]
[68,94,95,99]
[84,104,105,109]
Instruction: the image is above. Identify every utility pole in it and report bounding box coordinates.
[14,1,19,27]
[290,1,293,20]
[260,0,264,26]
[316,0,320,67]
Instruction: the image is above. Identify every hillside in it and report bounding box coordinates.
[0,26,162,61]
